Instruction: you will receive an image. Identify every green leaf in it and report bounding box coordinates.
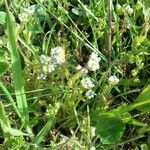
[122,113,147,127]
[0,11,6,25]
[0,82,21,118]
[28,22,43,34]
[5,1,29,127]
[6,127,29,136]
[133,36,146,48]
[0,49,5,58]
[134,85,150,111]
[96,113,125,144]
[32,117,55,144]
[72,8,80,15]
[0,61,9,75]
[0,102,11,128]
[143,0,150,22]
[144,0,150,8]
[35,4,49,21]
[141,144,149,150]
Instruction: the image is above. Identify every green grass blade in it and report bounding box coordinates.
[0,11,6,25]
[0,102,11,140]
[0,82,21,118]
[0,102,28,144]
[32,117,55,145]
[0,102,10,128]
[5,0,29,126]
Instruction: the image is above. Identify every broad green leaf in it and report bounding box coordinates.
[28,21,43,34]
[96,113,125,144]
[0,61,9,75]
[134,85,150,111]
[35,4,49,21]
[0,11,6,25]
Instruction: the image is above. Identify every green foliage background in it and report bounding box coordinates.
[0,0,150,149]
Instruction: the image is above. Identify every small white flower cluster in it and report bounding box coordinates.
[116,4,133,15]
[81,77,96,99]
[19,8,34,22]
[81,77,95,89]
[37,46,65,80]
[87,52,101,71]
[85,90,96,99]
[78,52,101,99]
[108,75,119,85]
[51,46,65,65]
[76,52,101,74]
[37,73,46,80]
[40,55,56,73]
[76,65,88,73]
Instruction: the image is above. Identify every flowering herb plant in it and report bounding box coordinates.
[0,0,150,149]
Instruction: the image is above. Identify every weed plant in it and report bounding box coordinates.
[0,0,150,149]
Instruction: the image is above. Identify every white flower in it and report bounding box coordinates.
[19,8,34,22]
[39,54,48,64]
[42,65,48,73]
[123,4,133,15]
[19,13,28,22]
[37,73,46,80]
[51,46,63,56]
[85,90,96,99]
[88,61,100,71]
[50,56,65,65]
[24,8,34,14]
[108,76,119,85]
[39,54,56,73]
[39,54,52,66]
[38,46,65,76]
[87,52,101,71]
[47,64,55,73]
[91,127,96,137]
[81,68,88,73]
[76,65,88,73]
[51,46,65,65]
[81,77,95,89]
[76,64,82,70]
[90,146,96,150]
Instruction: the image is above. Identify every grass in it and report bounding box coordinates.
[5,0,29,128]
[0,0,150,149]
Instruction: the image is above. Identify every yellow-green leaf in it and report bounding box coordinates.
[134,85,150,111]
